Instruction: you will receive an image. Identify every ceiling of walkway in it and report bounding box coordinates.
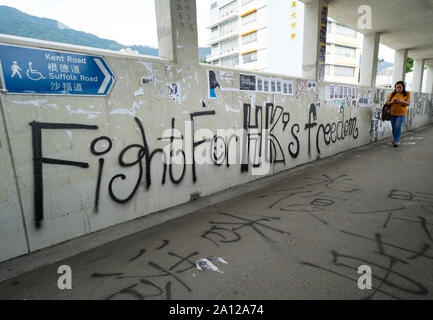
[300,0,433,66]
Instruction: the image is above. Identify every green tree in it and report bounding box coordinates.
[406,57,428,72]
[406,57,414,73]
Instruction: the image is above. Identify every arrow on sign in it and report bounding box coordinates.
[94,58,112,94]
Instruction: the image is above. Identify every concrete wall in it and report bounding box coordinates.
[0,34,432,263]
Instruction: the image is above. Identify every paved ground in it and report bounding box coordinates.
[1,124,433,300]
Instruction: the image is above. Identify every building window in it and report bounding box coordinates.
[243,50,257,63]
[335,45,356,58]
[335,24,356,37]
[211,43,219,55]
[334,65,355,77]
[325,64,330,75]
[211,26,219,39]
[221,55,239,67]
[242,31,257,44]
[220,0,238,19]
[213,60,220,65]
[326,44,331,55]
[220,18,238,36]
[242,10,257,25]
[221,37,239,54]
[327,22,332,33]
[211,2,217,9]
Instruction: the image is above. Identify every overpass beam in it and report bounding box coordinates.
[302,0,328,81]
[412,59,425,92]
[154,0,199,65]
[392,49,408,85]
[360,33,380,88]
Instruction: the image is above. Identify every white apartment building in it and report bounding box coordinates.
[206,0,362,85]
[325,18,362,85]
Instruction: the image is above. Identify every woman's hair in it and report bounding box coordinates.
[394,81,408,97]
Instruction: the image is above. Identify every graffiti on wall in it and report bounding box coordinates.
[370,107,385,140]
[28,97,360,228]
[369,88,392,140]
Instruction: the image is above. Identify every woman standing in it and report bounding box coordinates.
[385,81,411,147]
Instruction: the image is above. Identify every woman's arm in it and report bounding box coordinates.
[400,99,410,106]
[385,94,394,105]
[392,98,410,106]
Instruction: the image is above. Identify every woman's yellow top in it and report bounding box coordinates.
[387,92,411,116]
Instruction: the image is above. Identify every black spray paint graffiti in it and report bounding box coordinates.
[322,185,433,299]
[241,103,297,173]
[370,107,384,140]
[29,121,98,228]
[349,188,433,252]
[306,215,433,298]
[302,241,429,299]
[388,189,433,216]
[108,112,221,202]
[259,174,360,225]
[108,116,180,204]
[352,189,433,227]
[373,89,388,105]
[201,211,290,247]
[304,104,317,157]
[314,106,359,156]
[29,103,361,228]
[190,111,216,182]
[413,92,429,116]
[92,240,198,300]
[29,112,222,227]
[90,136,112,212]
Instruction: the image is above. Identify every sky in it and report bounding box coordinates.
[0,0,395,62]
[0,0,210,47]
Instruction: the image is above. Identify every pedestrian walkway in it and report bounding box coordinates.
[1,123,433,300]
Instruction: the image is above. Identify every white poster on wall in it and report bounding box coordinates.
[288,80,294,95]
[276,79,282,93]
[256,76,264,92]
[264,78,270,93]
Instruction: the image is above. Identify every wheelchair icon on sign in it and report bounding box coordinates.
[26,62,46,81]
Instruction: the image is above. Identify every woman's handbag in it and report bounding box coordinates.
[381,104,391,121]
[382,92,396,121]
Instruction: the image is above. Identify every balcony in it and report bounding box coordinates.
[208,31,239,46]
[206,47,240,62]
[207,11,239,30]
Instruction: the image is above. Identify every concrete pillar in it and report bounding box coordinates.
[392,49,408,85]
[412,59,425,92]
[154,0,199,65]
[302,0,328,81]
[359,32,380,87]
[425,66,433,94]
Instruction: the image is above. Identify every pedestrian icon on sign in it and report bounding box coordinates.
[11,61,22,79]
[26,62,46,81]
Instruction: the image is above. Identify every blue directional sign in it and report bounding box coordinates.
[0,43,115,95]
